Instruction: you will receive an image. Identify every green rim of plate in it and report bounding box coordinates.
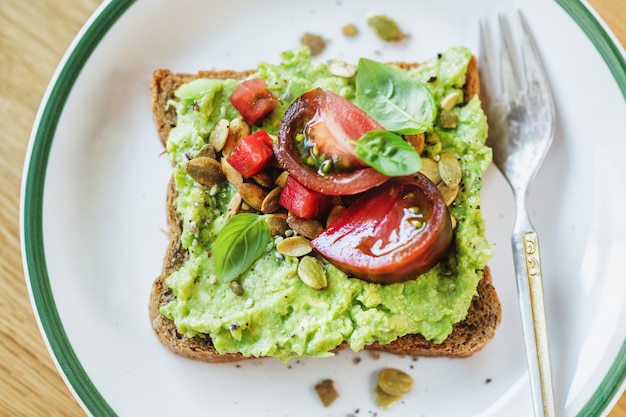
[22,0,135,415]
[20,0,625,416]
[554,3,626,416]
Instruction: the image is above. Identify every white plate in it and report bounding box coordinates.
[20,0,626,416]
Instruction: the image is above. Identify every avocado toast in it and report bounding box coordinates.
[149,47,500,362]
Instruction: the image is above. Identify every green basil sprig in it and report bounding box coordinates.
[214,213,271,282]
[353,130,422,176]
[355,58,436,134]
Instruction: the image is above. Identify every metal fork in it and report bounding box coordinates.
[479,11,556,417]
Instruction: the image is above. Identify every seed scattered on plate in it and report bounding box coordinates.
[375,368,413,409]
[301,32,327,56]
[342,23,358,37]
[367,14,406,42]
[315,378,339,407]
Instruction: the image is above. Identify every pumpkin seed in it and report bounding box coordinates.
[437,182,459,206]
[261,186,282,214]
[367,14,406,42]
[186,157,225,186]
[438,152,462,187]
[326,205,345,227]
[266,213,289,237]
[377,368,413,396]
[450,213,458,230]
[226,192,243,218]
[274,170,289,187]
[276,236,312,257]
[196,143,216,159]
[222,117,250,157]
[419,157,442,184]
[425,131,440,145]
[286,216,324,239]
[440,110,458,129]
[440,91,461,111]
[220,157,243,187]
[297,256,328,290]
[252,171,274,188]
[208,119,230,152]
[237,182,267,211]
[375,385,403,410]
[328,59,357,78]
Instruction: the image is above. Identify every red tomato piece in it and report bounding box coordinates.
[226,130,274,178]
[279,175,331,220]
[274,88,389,196]
[230,78,278,125]
[311,174,453,284]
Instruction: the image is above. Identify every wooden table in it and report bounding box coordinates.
[1,0,624,415]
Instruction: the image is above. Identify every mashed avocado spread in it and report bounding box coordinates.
[161,46,492,361]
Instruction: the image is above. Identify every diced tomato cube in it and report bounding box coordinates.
[279,176,331,220]
[226,130,275,178]
[230,78,278,125]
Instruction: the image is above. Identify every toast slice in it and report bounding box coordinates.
[149,54,500,363]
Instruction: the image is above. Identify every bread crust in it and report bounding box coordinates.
[149,56,500,363]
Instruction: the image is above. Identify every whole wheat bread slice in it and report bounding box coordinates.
[149,56,501,363]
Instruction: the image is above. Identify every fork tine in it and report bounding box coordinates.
[478,20,495,99]
[498,14,522,96]
[518,10,555,102]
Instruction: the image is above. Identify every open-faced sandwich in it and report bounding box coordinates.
[149,46,500,362]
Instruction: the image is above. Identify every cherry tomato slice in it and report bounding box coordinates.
[275,88,389,196]
[311,174,453,284]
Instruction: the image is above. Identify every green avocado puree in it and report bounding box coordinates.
[161,46,492,361]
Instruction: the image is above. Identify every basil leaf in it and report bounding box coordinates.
[214,213,271,282]
[356,58,436,134]
[354,130,422,176]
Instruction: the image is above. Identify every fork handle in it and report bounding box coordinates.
[512,224,556,417]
